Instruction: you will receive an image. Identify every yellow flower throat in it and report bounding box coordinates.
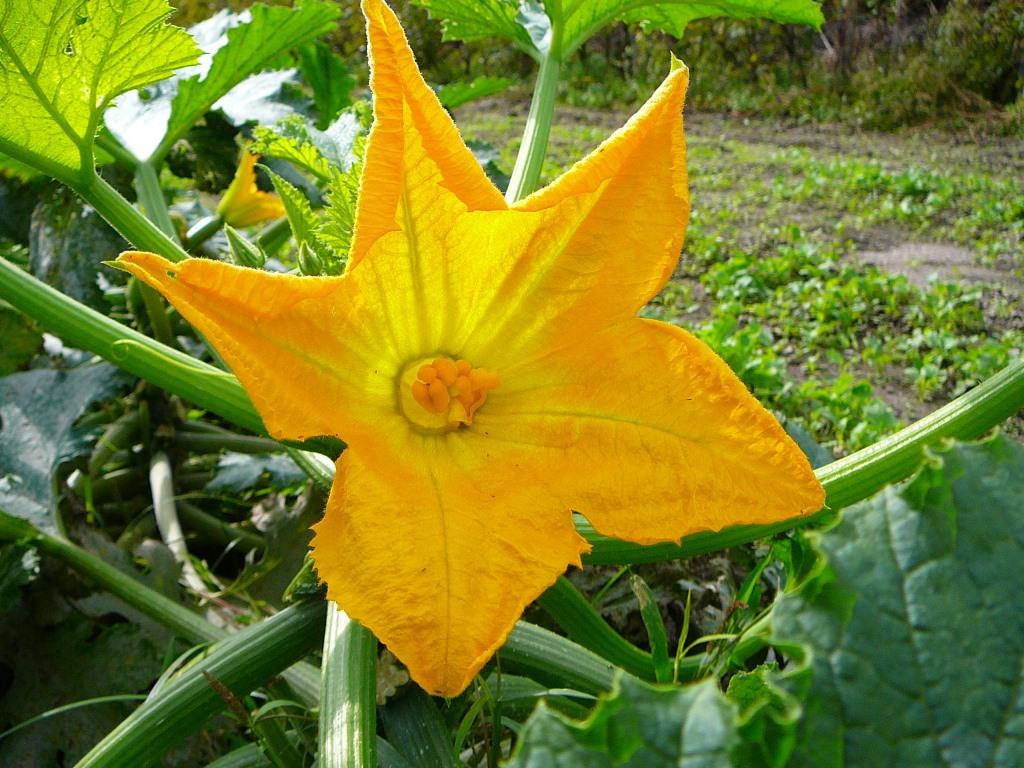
[400,356,500,431]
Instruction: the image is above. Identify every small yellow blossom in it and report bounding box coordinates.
[118,0,823,696]
[217,150,286,228]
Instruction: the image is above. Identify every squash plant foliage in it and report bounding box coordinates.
[0,0,1022,766]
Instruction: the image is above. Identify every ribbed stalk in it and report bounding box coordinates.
[74,600,325,768]
[501,622,618,695]
[74,171,190,263]
[320,607,378,768]
[504,23,562,203]
[536,577,655,680]
[0,516,320,706]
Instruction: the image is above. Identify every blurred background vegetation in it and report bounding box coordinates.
[175,0,1024,133]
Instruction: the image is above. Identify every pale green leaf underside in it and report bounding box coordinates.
[414,0,823,59]
[160,1,339,161]
[772,435,1024,768]
[0,0,198,178]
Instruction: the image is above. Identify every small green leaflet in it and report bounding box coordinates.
[0,0,199,180]
[106,2,339,162]
[771,434,1024,768]
[414,0,823,60]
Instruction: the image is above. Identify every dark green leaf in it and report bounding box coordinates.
[380,686,457,768]
[206,451,305,494]
[0,0,198,177]
[29,187,128,310]
[771,434,1024,768]
[0,302,42,375]
[298,41,355,129]
[0,364,128,534]
[467,140,510,194]
[507,675,739,767]
[0,543,39,614]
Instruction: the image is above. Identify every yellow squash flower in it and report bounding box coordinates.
[217,150,286,228]
[118,0,824,696]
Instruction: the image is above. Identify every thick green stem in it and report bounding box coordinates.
[504,39,562,202]
[537,577,656,680]
[134,162,179,241]
[74,171,190,263]
[7,522,319,704]
[185,214,226,250]
[75,600,326,768]
[319,607,378,768]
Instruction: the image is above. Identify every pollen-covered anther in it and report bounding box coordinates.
[410,357,500,426]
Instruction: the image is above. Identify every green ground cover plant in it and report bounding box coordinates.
[0,0,1021,766]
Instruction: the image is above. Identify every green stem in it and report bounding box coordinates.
[73,171,190,263]
[320,607,378,768]
[175,423,282,455]
[75,600,326,768]
[134,162,179,241]
[504,24,562,203]
[185,214,226,250]
[0,512,320,705]
[501,621,617,695]
[177,502,264,554]
[536,577,656,680]
[0,256,263,435]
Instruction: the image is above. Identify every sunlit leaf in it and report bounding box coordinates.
[0,0,199,179]
[298,41,355,129]
[772,434,1024,768]
[106,2,339,161]
[414,0,824,60]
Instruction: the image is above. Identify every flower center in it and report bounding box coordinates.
[398,356,500,432]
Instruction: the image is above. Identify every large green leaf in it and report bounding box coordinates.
[0,364,128,534]
[561,0,824,53]
[414,0,823,60]
[0,0,199,180]
[507,676,740,767]
[771,434,1024,768]
[106,2,339,162]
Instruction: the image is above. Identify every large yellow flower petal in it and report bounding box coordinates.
[116,252,401,446]
[427,65,690,367]
[476,318,825,543]
[309,435,589,696]
[349,0,507,271]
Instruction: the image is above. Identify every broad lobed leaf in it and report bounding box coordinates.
[0,0,198,178]
[414,0,824,60]
[106,1,339,161]
[507,676,741,767]
[772,434,1024,768]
